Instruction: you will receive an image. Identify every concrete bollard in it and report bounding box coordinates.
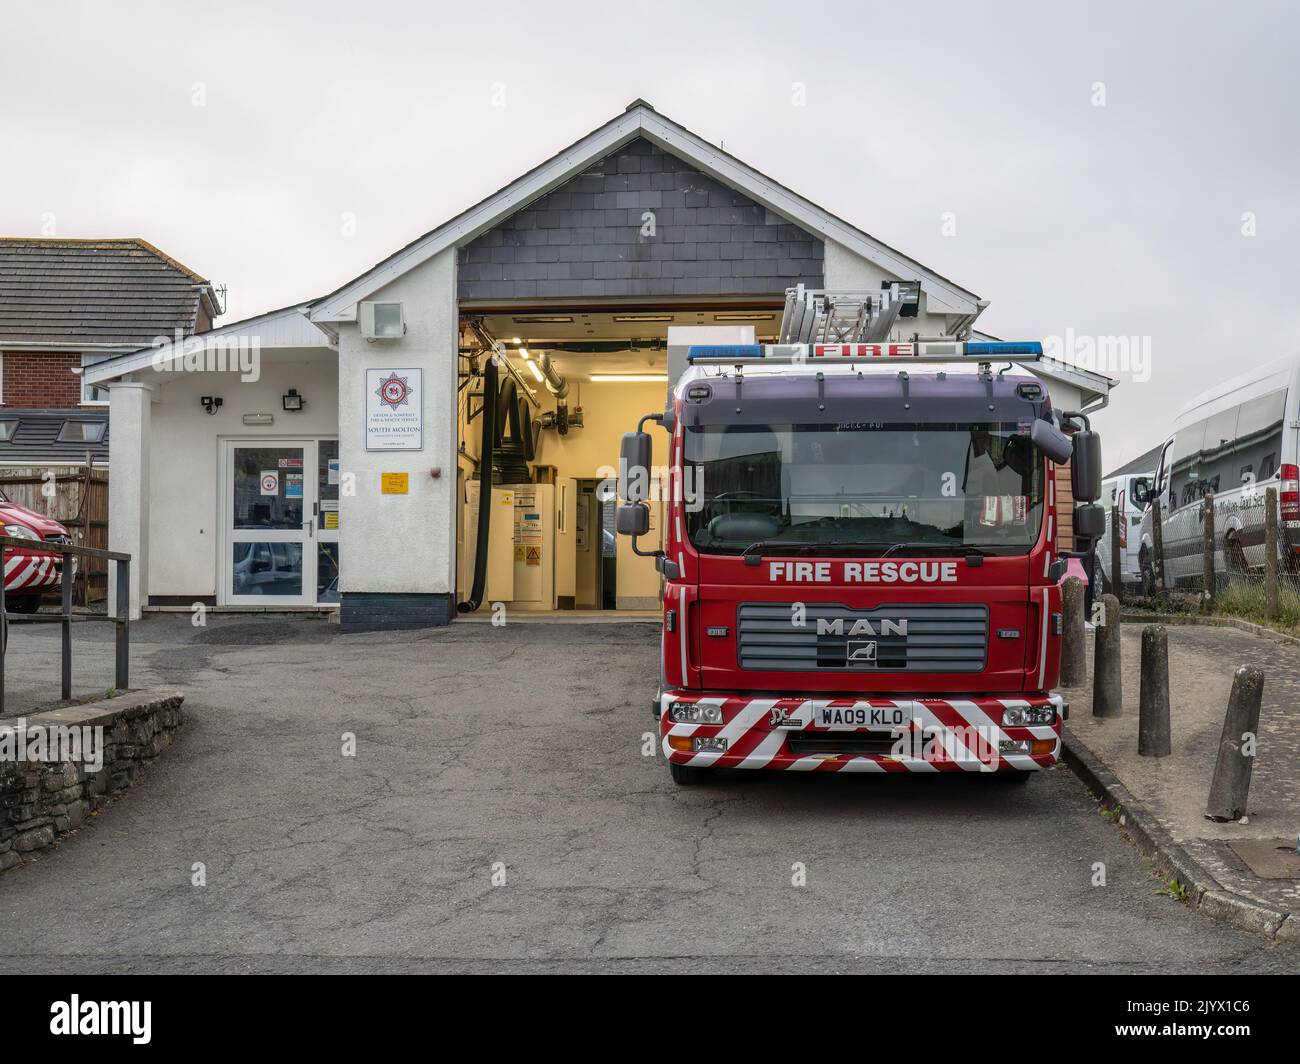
[1138,625,1171,756]
[1060,577,1087,687]
[1205,665,1265,822]
[1091,593,1122,718]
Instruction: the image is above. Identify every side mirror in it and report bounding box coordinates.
[618,432,652,504]
[616,502,649,537]
[1071,429,1102,502]
[1073,502,1105,552]
[1131,477,1151,507]
[1031,419,1073,465]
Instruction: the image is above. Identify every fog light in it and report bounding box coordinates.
[999,739,1032,754]
[1002,705,1056,726]
[692,737,728,753]
[670,702,723,724]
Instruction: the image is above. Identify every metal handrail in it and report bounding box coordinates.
[0,535,131,714]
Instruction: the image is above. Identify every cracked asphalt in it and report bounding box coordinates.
[1,614,1297,974]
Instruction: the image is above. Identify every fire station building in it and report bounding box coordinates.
[87,101,1115,630]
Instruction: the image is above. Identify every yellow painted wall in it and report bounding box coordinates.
[455,368,670,609]
[534,379,669,608]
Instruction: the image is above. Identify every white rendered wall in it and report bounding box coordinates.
[822,238,961,339]
[336,246,459,596]
[143,353,339,599]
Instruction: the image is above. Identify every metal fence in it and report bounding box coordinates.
[1123,486,1299,624]
[0,535,130,715]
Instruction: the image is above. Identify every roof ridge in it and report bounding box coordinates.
[0,237,209,284]
[310,103,983,321]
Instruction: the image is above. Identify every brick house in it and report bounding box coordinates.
[0,238,222,463]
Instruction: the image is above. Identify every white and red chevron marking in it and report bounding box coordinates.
[661,692,1063,774]
[4,554,59,594]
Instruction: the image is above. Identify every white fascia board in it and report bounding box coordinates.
[309,104,981,323]
[1033,356,1117,407]
[83,305,325,385]
[973,330,1117,405]
[310,114,645,323]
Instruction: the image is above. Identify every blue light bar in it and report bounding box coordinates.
[687,344,764,361]
[965,342,1043,357]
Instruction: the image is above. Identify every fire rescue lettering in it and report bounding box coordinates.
[767,561,959,583]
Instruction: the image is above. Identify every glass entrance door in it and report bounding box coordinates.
[315,440,341,604]
[224,441,315,605]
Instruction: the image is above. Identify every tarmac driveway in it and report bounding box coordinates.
[0,615,1296,973]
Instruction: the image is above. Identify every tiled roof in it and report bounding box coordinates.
[0,410,109,464]
[0,238,218,347]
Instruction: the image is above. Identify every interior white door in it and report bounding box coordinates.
[224,440,316,606]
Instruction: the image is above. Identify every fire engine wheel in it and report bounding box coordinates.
[993,771,1033,784]
[4,596,41,614]
[669,762,714,786]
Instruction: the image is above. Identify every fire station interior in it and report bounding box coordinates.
[454,301,777,615]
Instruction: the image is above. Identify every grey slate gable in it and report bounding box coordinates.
[456,137,824,301]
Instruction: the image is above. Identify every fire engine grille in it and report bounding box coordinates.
[737,603,989,673]
[785,733,901,757]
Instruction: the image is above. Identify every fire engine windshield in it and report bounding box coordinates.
[684,422,1045,556]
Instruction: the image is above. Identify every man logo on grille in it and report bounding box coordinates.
[847,640,878,663]
[817,617,908,637]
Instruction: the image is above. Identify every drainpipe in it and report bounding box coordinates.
[458,357,498,614]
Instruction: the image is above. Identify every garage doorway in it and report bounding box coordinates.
[455,301,775,615]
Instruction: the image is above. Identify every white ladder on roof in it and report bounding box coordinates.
[778,283,918,345]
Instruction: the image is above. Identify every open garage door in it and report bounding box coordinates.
[453,301,776,616]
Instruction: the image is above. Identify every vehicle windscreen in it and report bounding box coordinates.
[685,421,1044,556]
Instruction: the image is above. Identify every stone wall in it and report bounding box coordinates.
[0,688,184,874]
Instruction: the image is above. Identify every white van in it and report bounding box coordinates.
[1137,354,1300,593]
[1094,469,1155,593]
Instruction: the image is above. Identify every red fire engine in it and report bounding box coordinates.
[616,288,1104,784]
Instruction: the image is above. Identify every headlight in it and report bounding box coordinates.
[670,702,723,724]
[2,524,39,541]
[1002,705,1056,726]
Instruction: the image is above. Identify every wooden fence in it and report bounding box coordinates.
[0,464,109,605]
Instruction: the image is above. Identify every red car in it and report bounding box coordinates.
[1,491,70,613]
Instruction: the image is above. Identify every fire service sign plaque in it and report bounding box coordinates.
[365,368,422,451]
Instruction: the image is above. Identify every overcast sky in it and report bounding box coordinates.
[3,0,1296,468]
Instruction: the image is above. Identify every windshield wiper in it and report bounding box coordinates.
[739,539,826,559]
[878,541,991,558]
